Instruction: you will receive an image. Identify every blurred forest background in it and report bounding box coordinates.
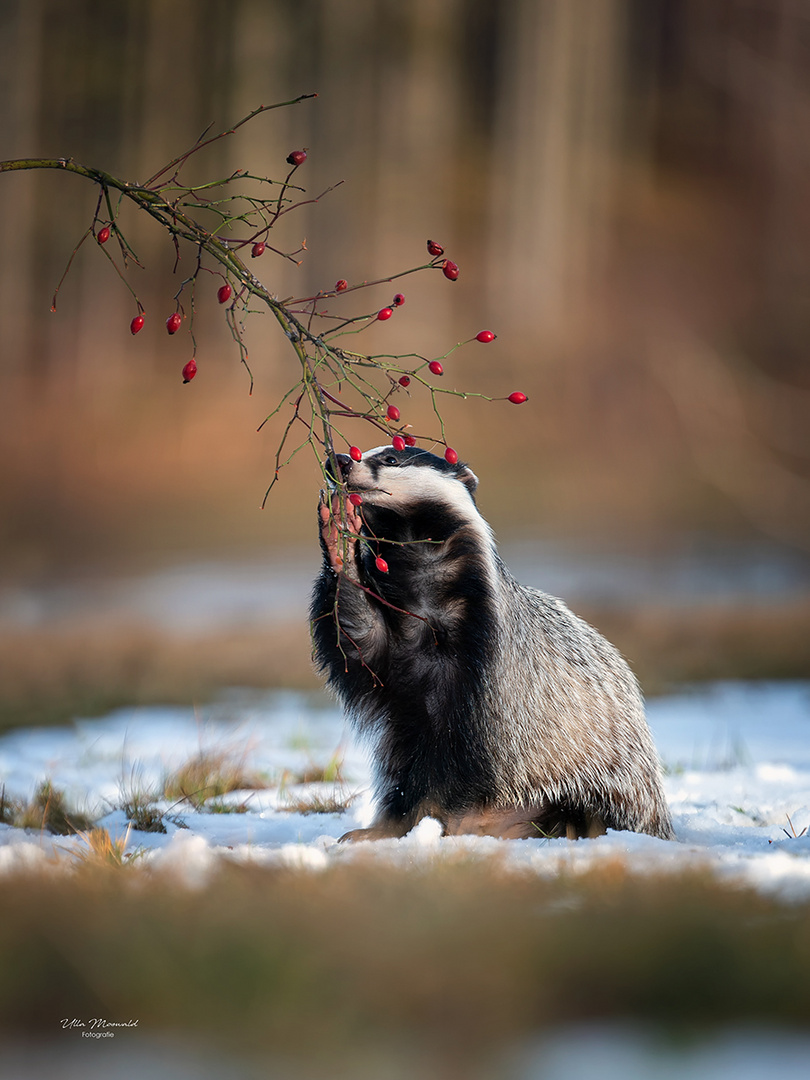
[1,0,810,726]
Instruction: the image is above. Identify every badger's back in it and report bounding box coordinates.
[481,566,673,838]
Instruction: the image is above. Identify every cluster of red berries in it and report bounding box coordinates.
[119,163,525,402]
[426,239,459,281]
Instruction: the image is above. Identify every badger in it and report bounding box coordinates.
[311,444,674,842]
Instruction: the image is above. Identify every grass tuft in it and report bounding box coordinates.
[73,826,138,868]
[164,748,270,810]
[117,767,170,832]
[279,789,356,815]
[778,814,808,840]
[206,797,252,814]
[2,780,94,835]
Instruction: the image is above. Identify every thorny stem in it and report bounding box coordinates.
[141,96,317,188]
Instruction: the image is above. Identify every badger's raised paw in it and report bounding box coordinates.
[318,491,363,576]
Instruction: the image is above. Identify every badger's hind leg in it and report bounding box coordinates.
[443,803,607,841]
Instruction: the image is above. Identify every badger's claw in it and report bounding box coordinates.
[319,491,363,575]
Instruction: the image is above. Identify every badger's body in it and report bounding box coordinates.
[311,445,674,842]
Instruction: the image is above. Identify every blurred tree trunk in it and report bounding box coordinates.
[488,0,628,340]
[0,0,43,381]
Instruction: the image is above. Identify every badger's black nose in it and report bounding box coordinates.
[325,453,353,484]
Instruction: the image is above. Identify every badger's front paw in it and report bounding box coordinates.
[319,491,363,576]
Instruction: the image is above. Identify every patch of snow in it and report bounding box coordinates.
[516,1025,810,1080]
[0,681,809,898]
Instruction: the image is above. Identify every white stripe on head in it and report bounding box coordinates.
[350,448,494,561]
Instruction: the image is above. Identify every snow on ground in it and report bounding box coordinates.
[0,680,809,898]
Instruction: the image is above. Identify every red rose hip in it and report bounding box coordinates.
[348,493,363,506]
[375,556,389,574]
[286,149,307,167]
[392,293,405,307]
[335,279,348,292]
[476,330,495,343]
[428,361,443,376]
[444,447,459,464]
[442,260,459,281]
[377,307,393,321]
[392,435,406,452]
[427,239,444,257]
[251,241,265,258]
[217,283,232,304]
[166,312,182,335]
[349,446,362,462]
[182,358,197,383]
[508,391,528,405]
[404,435,416,446]
[96,226,111,244]
[386,404,401,422]
[398,376,411,387]
[130,315,145,335]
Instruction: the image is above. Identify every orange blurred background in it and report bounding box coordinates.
[1,1,810,723]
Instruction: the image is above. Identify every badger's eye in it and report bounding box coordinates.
[381,454,399,466]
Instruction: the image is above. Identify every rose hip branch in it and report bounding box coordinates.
[0,96,527,503]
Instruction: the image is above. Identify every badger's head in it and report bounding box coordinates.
[326,445,480,517]
[325,445,496,574]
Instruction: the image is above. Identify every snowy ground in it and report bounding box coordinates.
[2,680,810,1080]
[0,680,809,899]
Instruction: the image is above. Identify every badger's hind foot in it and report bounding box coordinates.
[337,804,608,844]
[338,822,414,843]
[443,804,607,841]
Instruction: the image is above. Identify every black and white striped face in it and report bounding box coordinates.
[328,445,479,514]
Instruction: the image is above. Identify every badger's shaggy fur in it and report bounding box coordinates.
[311,445,674,842]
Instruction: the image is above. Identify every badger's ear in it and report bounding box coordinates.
[458,466,478,494]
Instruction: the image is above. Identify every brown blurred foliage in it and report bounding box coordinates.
[1,0,810,581]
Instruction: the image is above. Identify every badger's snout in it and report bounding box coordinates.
[325,453,353,485]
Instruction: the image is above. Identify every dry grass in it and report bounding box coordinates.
[118,786,167,833]
[276,750,354,815]
[0,780,94,835]
[281,750,347,787]
[1,598,808,735]
[72,826,135,868]
[163,748,271,811]
[0,859,808,1071]
[0,620,316,734]
[580,597,810,695]
[278,789,356,816]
